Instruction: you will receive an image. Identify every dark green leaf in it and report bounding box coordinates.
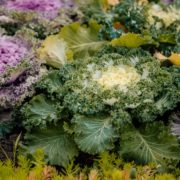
[120,122,180,165]
[73,115,117,154]
[24,125,78,167]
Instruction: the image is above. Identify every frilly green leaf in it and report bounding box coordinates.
[21,94,63,129]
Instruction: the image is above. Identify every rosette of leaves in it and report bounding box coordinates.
[20,52,180,167]
[0,0,81,38]
[61,53,180,122]
[0,33,42,110]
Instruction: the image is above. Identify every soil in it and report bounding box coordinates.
[0,131,22,161]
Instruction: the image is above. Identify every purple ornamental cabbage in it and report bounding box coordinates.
[0,35,42,109]
[0,0,78,38]
[3,0,74,19]
[0,35,33,85]
[0,36,28,77]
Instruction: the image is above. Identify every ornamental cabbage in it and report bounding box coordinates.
[3,0,73,20]
[61,53,179,122]
[0,34,43,109]
[0,0,80,38]
[19,49,180,167]
[0,35,29,84]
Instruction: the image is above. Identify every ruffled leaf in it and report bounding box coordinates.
[21,94,63,129]
[37,70,63,94]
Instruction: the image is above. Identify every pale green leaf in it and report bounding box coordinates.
[111,33,156,48]
[38,35,67,68]
[59,21,108,59]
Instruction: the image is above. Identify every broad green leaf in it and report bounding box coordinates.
[59,21,108,59]
[22,94,63,129]
[38,35,67,68]
[120,122,180,165]
[111,33,155,48]
[73,115,117,154]
[24,125,78,167]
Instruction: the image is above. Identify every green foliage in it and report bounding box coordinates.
[96,45,151,57]
[10,0,180,170]
[73,115,117,154]
[112,0,147,33]
[120,122,180,165]
[111,33,156,48]
[62,53,179,122]
[19,51,180,167]
[0,150,179,179]
[0,122,12,137]
[23,125,79,167]
[38,35,67,68]
[58,20,108,59]
[36,70,63,95]
[21,94,63,129]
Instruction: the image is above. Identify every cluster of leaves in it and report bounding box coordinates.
[0,1,81,39]
[80,0,180,55]
[18,47,180,167]
[1,0,180,173]
[38,20,108,68]
[0,29,46,138]
[0,150,180,180]
[0,29,45,111]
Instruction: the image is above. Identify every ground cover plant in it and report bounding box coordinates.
[0,0,180,179]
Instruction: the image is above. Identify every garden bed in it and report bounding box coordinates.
[0,0,180,179]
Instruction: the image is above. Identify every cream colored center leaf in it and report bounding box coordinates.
[93,66,141,92]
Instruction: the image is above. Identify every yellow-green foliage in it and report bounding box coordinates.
[0,150,179,180]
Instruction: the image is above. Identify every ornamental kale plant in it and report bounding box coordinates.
[19,49,180,167]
